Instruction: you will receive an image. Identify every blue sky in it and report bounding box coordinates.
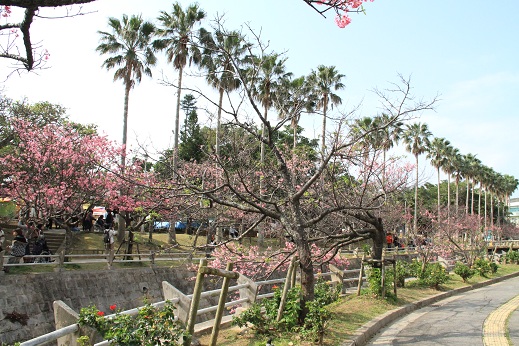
[1,0,518,196]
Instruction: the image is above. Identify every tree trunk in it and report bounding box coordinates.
[297,240,314,321]
[321,96,328,160]
[413,154,419,233]
[465,179,470,215]
[121,80,131,168]
[216,87,224,158]
[371,218,385,265]
[437,166,441,223]
[173,66,184,171]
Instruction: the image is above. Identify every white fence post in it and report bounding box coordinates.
[162,281,191,324]
[53,301,79,346]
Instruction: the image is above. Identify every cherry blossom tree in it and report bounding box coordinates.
[0,119,120,248]
[175,24,435,318]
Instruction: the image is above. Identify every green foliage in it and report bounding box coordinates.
[362,243,372,255]
[490,262,499,274]
[406,259,449,289]
[417,262,449,289]
[78,301,185,345]
[473,258,493,278]
[505,250,519,264]
[0,201,17,219]
[365,267,395,300]
[394,260,413,288]
[454,262,475,282]
[300,278,341,342]
[179,94,206,163]
[232,285,301,334]
[232,277,340,341]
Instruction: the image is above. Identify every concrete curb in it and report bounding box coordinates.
[341,270,519,346]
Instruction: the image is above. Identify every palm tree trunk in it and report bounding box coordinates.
[477,184,481,228]
[414,154,419,233]
[321,96,328,160]
[437,166,441,223]
[121,80,131,169]
[293,121,297,151]
[490,193,494,228]
[465,180,470,215]
[455,179,459,214]
[173,66,184,171]
[484,188,488,229]
[447,174,451,218]
[258,104,268,247]
[471,179,475,215]
[216,87,224,158]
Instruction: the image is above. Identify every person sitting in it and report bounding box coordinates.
[95,215,105,232]
[4,229,28,271]
[32,234,52,262]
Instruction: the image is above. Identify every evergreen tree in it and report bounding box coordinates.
[179,94,205,162]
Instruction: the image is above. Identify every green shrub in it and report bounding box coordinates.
[505,250,519,264]
[365,265,396,300]
[490,262,499,274]
[232,277,340,341]
[473,258,492,278]
[424,263,449,289]
[454,262,475,282]
[395,260,413,287]
[78,301,184,345]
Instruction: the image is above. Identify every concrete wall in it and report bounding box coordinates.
[0,266,199,345]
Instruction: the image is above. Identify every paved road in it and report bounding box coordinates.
[367,276,519,346]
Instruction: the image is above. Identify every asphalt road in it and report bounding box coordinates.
[366,275,519,346]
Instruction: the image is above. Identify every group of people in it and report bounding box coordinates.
[2,221,51,272]
[82,208,116,232]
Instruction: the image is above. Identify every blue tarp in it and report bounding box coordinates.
[174,221,186,230]
[153,221,170,230]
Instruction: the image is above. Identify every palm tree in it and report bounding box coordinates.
[402,122,431,232]
[97,14,157,168]
[462,153,480,215]
[479,165,494,229]
[442,146,458,218]
[451,151,465,214]
[378,113,403,187]
[502,174,519,224]
[426,137,451,222]
[155,2,205,170]
[250,53,291,165]
[276,75,316,151]
[308,65,345,159]
[199,29,249,158]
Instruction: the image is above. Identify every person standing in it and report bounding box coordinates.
[0,227,5,252]
[83,208,94,232]
[105,209,114,229]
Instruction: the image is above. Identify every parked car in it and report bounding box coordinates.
[153,221,170,232]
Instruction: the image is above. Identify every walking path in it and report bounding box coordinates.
[483,294,519,346]
[347,272,519,346]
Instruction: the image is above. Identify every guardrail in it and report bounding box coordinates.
[19,262,363,346]
[0,249,209,271]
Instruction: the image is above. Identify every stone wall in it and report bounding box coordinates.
[0,266,199,345]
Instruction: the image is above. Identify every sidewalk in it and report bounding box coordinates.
[342,271,519,346]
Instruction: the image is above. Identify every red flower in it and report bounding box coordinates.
[97,311,105,317]
[272,285,279,290]
[109,305,117,311]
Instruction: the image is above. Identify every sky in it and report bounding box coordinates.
[1,0,518,196]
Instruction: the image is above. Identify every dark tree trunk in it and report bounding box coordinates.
[297,239,315,321]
